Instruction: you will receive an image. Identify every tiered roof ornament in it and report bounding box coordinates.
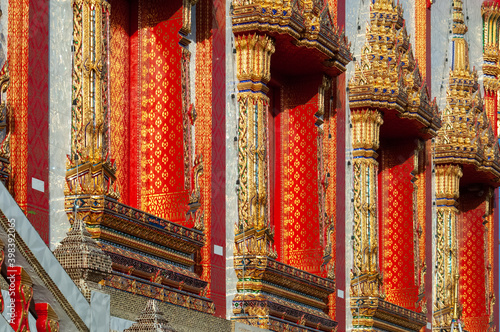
[54,218,112,300]
[124,300,177,332]
[349,0,441,137]
[434,0,500,185]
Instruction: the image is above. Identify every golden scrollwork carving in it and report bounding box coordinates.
[66,0,119,205]
[350,108,383,309]
[235,33,274,238]
[433,164,462,330]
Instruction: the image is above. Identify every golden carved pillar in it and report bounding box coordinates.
[482,2,500,135]
[233,33,276,328]
[65,0,118,223]
[350,109,383,298]
[433,164,462,331]
[234,33,275,256]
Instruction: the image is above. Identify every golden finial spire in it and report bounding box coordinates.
[452,0,468,35]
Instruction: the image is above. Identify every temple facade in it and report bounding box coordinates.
[0,0,498,331]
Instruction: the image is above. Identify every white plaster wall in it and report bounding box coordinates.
[400,0,416,50]
[225,0,239,319]
[430,1,482,109]
[463,0,484,90]
[49,0,73,249]
[189,7,196,155]
[431,0,452,110]
[0,0,8,69]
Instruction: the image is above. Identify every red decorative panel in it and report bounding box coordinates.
[281,75,323,275]
[494,188,499,330]
[7,0,50,243]
[459,192,489,332]
[210,0,226,317]
[8,0,29,212]
[325,79,338,319]
[334,73,346,326]
[138,0,187,223]
[270,86,284,262]
[109,0,130,206]
[379,142,418,310]
[196,0,213,295]
[27,0,49,243]
[415,0,427,82]
[327,0,337,25]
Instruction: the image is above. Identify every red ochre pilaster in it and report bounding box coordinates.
[26,0,49,243]
[494,188,499,330]
[334,72,346,330]
[109,0,131,207]
[7,0,49,243]
[210,0,226,318]
[196,0,215,309]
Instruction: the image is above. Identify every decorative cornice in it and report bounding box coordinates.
[350,295,426,332]
[233,256,336,331]
[106,272,215,314]
[231,0,351,73]
[64,196,205,253]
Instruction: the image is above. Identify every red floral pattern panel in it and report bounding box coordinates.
[460,192,489,332]
[110,0,188,222]
[379,142,418,310]
[138,0,187,223]
[109,0,130,205]
[280,75,323,275]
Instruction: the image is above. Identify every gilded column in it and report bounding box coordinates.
[350,109,383,296]
[482,2,500,135]
[233,33,276,328]
[433,164,462,330]
[234,33,275,253]
[65,0,118,224]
